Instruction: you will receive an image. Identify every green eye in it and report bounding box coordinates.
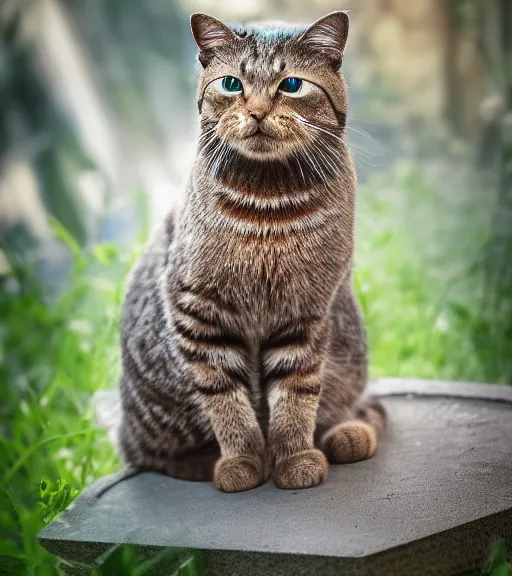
[222,76,243,93]
[279,77,303,94]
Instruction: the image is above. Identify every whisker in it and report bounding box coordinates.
[349,141,386,160]
[197,133,217,156]
[346,126,390,169]
[292,113,342,141]
[302,143,328,184]
[303,122,342,141]
[198,129,216,144]
[291,153,306,186]
[317,137,341,169]
[314,144,338,176]
[211,144,226,174]
[348,116,388,126]
[292,113,342,179]
[204,140,223,173]
[213,141,230,176]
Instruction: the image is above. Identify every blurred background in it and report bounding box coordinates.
[0,0,511,574]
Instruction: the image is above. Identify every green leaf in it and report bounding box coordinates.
[179,556,199,576]
[449,302,472,322]
[0,555,25,574]
[487,540,509,572]
[48,216,85,264]
[98,545,138,576]
[93,244,119,266]
[489,566,509,576]
[38,478,79,524]
[135,547,183,575]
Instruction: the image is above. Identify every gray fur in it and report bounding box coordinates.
[119,11,385,492]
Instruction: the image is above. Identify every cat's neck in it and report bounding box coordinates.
[195,136,348,197]
[186,138,355,237]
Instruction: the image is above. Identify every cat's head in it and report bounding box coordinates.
[191,12,349,162]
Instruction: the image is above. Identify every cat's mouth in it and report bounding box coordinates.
[244,126,271,139]
[229,122,296,159]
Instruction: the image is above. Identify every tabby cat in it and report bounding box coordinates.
[119,10,386,493]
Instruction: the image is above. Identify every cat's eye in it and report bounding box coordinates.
[222,76,242,93]
[279,77,302,94]
[211,76,243,96]
[278,77,312,98]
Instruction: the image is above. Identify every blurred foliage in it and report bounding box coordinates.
[0,1,96,247]
[355,155,512,383]
[462,540,511,576]
[1,0,196,257]
[64,546,202,576]
[0,221,134,574]
[0,215,204,574]
[480,111,512,384]
[66,0,196,146]
[473,0,512,384]
[480,0,512,383]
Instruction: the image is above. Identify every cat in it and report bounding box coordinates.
[118,10,386,493]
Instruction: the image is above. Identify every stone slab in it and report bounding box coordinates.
[368,377,512,402]
[38,381,512,575]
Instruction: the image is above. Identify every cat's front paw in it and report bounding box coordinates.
[273,449,328,490]
[214,455,265,493]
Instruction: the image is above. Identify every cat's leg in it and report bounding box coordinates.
[176,319,266,492]
[319,398,386,464]
[168,282,267,492]
[262,319,329,490]
[199,375,266,493]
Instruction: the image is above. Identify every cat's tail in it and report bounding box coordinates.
[353,395,387,437]
[319,396,387,464]
[94,389,218,481]
[162,446,218,482]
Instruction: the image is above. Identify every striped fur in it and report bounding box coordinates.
[119,11,386,492]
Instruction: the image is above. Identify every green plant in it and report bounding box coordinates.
[461,539,511,575]
[0,220,136,574]
[354,159,501,383]
[86,546,202,576]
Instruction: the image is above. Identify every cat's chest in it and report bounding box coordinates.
[198,234,308,300]
[174,210,346,326]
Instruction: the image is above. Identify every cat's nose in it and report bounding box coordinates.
[246,97,270,121]
[249,109,266,121]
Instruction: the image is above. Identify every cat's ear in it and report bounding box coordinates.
[298,11,349,69]
[190,13,238,67]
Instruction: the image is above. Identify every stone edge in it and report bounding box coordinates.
[367,378,512,403]
[38,508,512,576]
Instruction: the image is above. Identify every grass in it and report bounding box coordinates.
[0,161,510,574]
[0,225,130,574]
[356,158,508,384]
